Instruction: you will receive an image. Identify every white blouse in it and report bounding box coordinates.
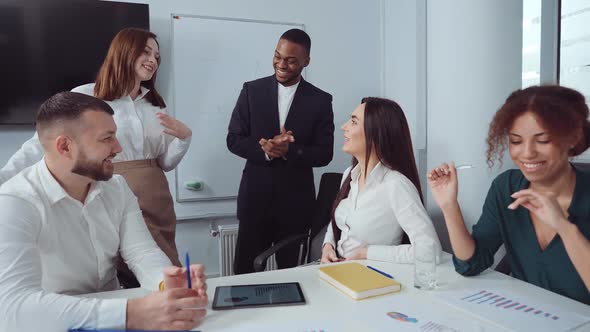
[0,84,191,183]
[324,162,442,263]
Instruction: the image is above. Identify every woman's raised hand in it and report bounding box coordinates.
[427,162,459,209]
[157,112,192,140]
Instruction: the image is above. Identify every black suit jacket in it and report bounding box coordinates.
[227,75,334,230]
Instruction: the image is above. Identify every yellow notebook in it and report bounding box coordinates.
[319,262,401,300]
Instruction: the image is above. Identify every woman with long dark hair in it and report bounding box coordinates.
[0,28,190,281]
[428,85,590,304]
[321,97,441,263]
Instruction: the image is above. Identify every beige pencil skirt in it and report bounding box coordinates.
[114,159,181,267]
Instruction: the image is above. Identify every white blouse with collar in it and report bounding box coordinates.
[323,162,442,263]
[0,83,191,183]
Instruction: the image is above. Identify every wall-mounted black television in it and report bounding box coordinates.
[0,0,149,125]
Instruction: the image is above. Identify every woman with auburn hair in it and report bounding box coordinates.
[321,97,441,264]
[0,28,190,282]
[428,85,590,304]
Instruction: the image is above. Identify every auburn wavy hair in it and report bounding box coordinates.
[94,28,166,108]
[486,85,590,167]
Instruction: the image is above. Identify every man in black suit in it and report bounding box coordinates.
[227,29,334,274]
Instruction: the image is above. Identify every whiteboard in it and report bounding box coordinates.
[171,15,304,202]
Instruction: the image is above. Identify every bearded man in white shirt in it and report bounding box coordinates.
[0,92,207,332]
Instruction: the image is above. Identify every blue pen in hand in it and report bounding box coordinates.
[185,252,192,289]
[367,265,394,279]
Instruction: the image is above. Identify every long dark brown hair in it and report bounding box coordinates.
[331,97,422,245]
[486,85,590,167]
[94,28,166,108]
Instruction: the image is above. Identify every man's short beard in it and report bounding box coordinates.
[71,153,112,181]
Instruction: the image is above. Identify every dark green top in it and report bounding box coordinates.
[453,165,590,305]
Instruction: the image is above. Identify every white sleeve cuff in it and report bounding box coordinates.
[96,298,127,329]
[367,245,388,262]
[368,244,415,264]
[323,226,335,247]
[179,134,192,144]
[170,135,191,154]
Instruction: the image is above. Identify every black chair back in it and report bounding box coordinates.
[573,162,590,172]
[310,172,343,239]
[252,172,342,271]
[306,172,342,262]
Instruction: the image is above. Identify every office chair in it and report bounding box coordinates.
[253,172,343,272]
[494,254,511,275]
[573,161,590,172]
[115,257,140,288]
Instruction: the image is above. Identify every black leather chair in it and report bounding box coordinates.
[253,172,343,272]
[307,224,329,262]
[574,161,590,172]
[494,253,511,275]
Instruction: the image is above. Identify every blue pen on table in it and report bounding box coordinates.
[185,252,192,289]
[367,265,394,279]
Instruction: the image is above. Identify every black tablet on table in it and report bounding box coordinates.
[212,282,305,310]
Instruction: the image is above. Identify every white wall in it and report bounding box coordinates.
[382,0,522,252]
[382,0,424,150]
[425,0,522,250]
[0,0,526,276]
[146,0,387,276]
[559,0,590,161]
[0,0,386,277]
[111,0,384,221]
[170,0,525,276]
[115,0,386,276]
[382,0,428,195]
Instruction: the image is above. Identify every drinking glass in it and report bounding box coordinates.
[414,241,437,290]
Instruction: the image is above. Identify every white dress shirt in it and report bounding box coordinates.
[264,81,300,161]
[277,81,299,129]
[323,162,442,263]
[0,160,171,332]
[0,83,191,183]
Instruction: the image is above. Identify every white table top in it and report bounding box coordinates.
[88,254,590,332]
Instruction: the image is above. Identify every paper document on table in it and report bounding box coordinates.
[352,293,484,331]
[435,288,590,332]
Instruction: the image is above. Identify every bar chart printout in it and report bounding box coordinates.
[436,288,590,332]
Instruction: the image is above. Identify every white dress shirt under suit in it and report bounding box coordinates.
[264,81,300,161]
[0,83,191,183]
[324,162,442,263]
[277,80,299,129]
[0,160,171,331]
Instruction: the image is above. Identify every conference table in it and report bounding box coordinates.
[88,253,590,331]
